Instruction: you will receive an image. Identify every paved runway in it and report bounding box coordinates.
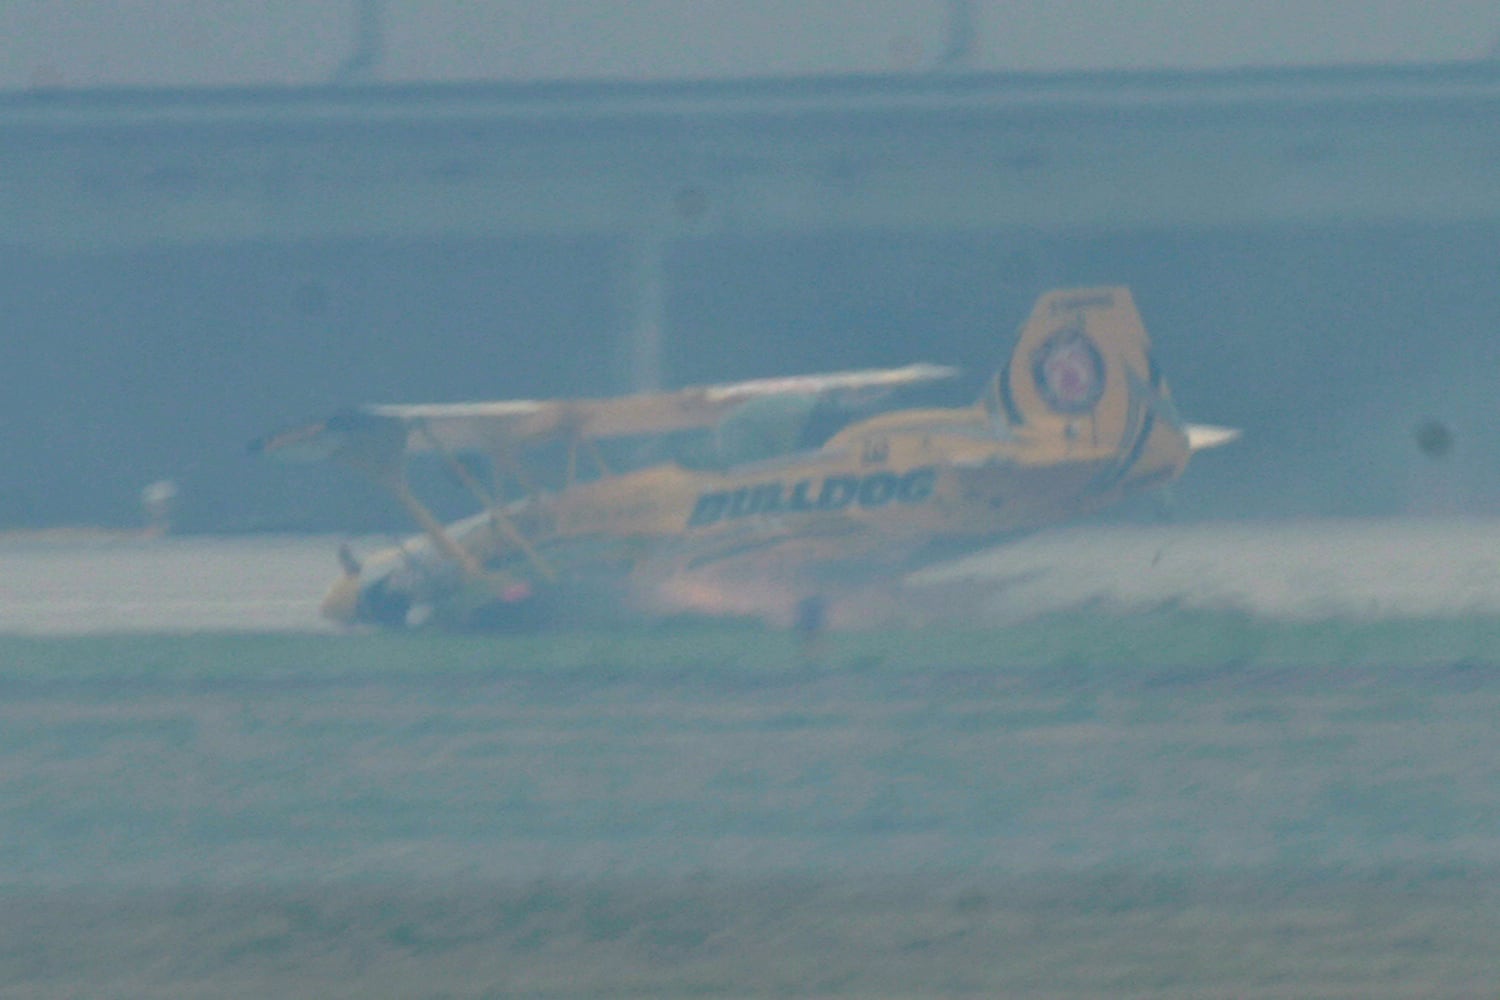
[0,535,335,634]
[912,517,1500,622]
[5,519,1500,634]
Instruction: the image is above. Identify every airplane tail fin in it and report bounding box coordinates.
[984,287,1200,488]
[986,287,1167,442]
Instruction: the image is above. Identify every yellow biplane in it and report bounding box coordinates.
[253,287,1236,631]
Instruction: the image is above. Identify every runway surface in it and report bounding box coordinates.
[5,518,1500,634]
[913,517,1500,622]
[0,534,335,634]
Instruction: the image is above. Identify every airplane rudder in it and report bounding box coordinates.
[987,286,1154,435]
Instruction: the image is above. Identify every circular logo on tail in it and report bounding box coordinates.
[1032,328,1104,414]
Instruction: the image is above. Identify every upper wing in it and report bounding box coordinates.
[695,363,959,407]
[252,363,959,465]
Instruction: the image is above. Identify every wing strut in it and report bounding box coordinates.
[413,421,558,584]
[381,470,489,582]
[565,432,612,487]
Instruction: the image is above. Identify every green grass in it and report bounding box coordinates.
[3,870,1496,999]
[3,614,1500,996]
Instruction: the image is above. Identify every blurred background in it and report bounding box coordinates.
[4,0,1500,533]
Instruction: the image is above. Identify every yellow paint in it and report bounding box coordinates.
[266,287,1225,628]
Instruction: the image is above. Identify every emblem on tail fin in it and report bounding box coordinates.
[1032,327,1105,415]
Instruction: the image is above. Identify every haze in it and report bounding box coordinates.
[3,1,1499,532]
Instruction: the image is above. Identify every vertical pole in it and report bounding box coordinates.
[618,228,666,393]
[334,0,384,83]
[939,0,977,71]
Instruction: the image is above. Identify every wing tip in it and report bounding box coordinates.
[249,420,324,458]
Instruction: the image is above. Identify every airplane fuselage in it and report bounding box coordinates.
[267,287,1232,631]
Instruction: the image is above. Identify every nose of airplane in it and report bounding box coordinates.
[320,573,362,623]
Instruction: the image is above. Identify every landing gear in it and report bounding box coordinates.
[359,578,413,628]
[793,595,828,664]
[1151,485,1177,522]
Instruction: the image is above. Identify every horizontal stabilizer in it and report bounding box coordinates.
[248,409,407,468]
[1186,424,1241,452]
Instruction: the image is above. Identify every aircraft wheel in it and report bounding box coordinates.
[793,596,828,664]
[1151,486,1178,522]
[360,580,412,628]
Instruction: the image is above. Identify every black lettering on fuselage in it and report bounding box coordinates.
[687,467,939,529]
[752,482,784,514]
[688,492,728,528]
[816,476,859,511]
[727,487,758,518]
[858,472,898,507]
[897,467,937,502]
[787,479,816,511]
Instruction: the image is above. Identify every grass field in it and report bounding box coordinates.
[1,614,1499,997]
